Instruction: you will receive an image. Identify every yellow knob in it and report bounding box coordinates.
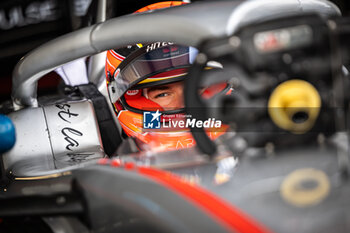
[268,79,321,134]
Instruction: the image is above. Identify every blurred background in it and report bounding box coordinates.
[0,0,349,102]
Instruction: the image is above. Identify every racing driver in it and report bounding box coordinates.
[106,42,231,153]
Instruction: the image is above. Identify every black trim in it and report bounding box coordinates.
[112,43,153,77]
[0,152,10,188]
[123,65,190,93]
[77,83,122,157]
[131,72,187,90]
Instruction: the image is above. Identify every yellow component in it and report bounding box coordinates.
[138,73,187,84]
[214,173,231,185]
[136,43,143,48]
[268,79,321,134]
[15,171,72,180]
[137,65,213,85]
[280,168,330,207]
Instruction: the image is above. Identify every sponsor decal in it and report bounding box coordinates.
[56,104,83,151]
[126,90,139,96]
[146,41,174,52]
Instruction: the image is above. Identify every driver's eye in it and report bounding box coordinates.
[155,92,170,98]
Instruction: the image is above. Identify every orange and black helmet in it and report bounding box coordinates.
[105,2,229,151]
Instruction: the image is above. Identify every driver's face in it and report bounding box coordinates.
[145,81,184,111]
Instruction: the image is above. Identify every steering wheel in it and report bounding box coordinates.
[185,14,346,156]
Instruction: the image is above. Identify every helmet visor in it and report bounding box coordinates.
[109,44,198,103]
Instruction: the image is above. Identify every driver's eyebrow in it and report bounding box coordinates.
[147,85,170,94]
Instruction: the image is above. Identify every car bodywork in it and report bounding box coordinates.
[1,0,348,233]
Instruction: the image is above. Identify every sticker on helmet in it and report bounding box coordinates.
[146,42,174,52]
[126,90,140,96]
[113,68,120,78]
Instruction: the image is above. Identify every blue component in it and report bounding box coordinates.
[0,114,16,153]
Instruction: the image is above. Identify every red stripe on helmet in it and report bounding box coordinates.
[110,50,125,61]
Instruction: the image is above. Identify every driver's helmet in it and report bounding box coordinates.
[105,1,187,75]
[106,42,230,151]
